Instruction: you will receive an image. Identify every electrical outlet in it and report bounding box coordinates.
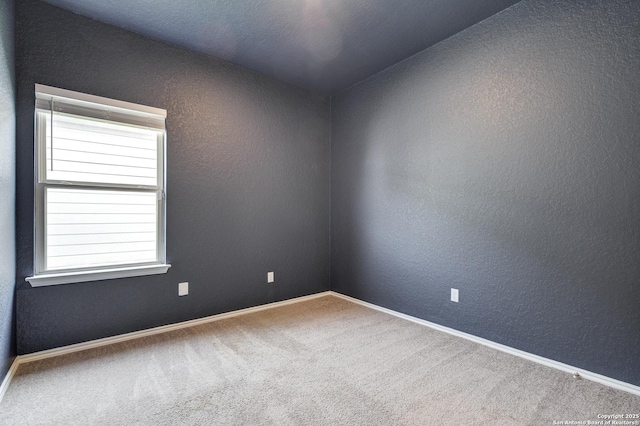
[178,282,189,296]
[267,271,274,283]
[451,288,459,303]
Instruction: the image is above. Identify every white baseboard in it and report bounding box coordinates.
[329,291,640,397]
[0,358,19,404]
[2,289,638,404]
[0,291,332,404]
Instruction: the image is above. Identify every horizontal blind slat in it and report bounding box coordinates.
[47,251,157,270]
[48,241,157,257]
[46,148,157,169]
[44,170,158,187]
[47,203,156,214]
[47,223,157,235]
[49,232,156,246]
[48,138,157,160]
[47,189,157,203]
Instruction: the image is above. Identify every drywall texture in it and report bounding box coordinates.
[0,0,16,376]
[332,0,640,386]
[38,0,521,93]
[16,0,330,354]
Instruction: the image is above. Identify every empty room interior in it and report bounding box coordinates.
[1,0,640,424]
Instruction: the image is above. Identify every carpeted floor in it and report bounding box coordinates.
[1,295,638,425]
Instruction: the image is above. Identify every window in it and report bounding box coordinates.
[27,84,170,286]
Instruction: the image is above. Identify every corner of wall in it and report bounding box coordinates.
[0,0,17,378]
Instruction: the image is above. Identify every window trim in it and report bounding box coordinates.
[27,264,171,287]
[26,84,170,286]
[34,83,166,120]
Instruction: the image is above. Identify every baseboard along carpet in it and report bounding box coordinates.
[1,295,638,425]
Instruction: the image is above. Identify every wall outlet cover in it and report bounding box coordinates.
[451,288,459,303]
[267,271,275,283]
[178,282,189,296]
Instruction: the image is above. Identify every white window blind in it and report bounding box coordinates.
[29,84,169,285]
[44,113,159,187]
[45,188,158,270]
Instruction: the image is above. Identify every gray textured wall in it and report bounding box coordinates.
[16,0,330,353]
[331,0,640,386]
[0,0,16,376]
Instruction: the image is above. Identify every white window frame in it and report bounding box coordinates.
[26,84,170,287]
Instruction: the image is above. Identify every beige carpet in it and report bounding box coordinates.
[1,295,638,425]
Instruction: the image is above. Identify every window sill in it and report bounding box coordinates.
[26,264,171,287]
